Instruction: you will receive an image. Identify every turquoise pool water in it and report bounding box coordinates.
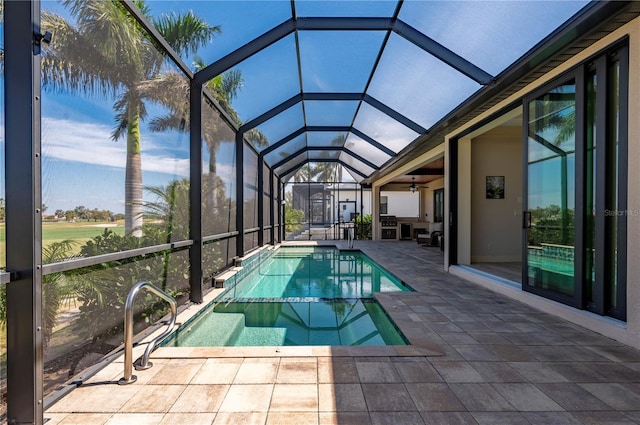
[163,247,410,347]
[219,246,410,300]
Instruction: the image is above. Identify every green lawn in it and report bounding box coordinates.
[0,221,126,268]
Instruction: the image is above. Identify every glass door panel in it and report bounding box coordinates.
[526,80,576,299]
[311,200,325,225]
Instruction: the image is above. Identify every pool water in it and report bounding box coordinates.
[163,247,410,347]
[220,246,409,299]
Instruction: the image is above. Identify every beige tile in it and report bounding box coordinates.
[318,412,371,425]
[269,384,318,412]
[276,361,318,384]
[42,413,70,425]
[318,384,367,412]
[242,357,282,363]
[152,347,195,358]
[57,413,112,425]
[104,413,165,424]
[160,412,217,425]
[169,385,229,413]
[266,412,318,425]
[318,361,359,383]
[280,356,318,363]
[148,362,202,385]
[119,385,186,413]
[82,362,122,384]
[205,357,245,364]
[213,412,267,424]
[191,362,241,384]
[234,360,279,384]
[47,384,141,413]
[218,384,274,412]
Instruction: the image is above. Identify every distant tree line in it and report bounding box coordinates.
[46,205,124,222]
[0,199,122,223]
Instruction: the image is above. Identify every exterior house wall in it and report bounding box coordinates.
[471,126,523,262]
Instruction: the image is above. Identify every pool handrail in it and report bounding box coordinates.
[119,281,177,385]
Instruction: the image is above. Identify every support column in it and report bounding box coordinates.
[189,82,203,302]
[372,185,380,241]
[269,170,275,245]
[457,137,472,265]
[257,157,264,246]
[278,179,284,242]
[236,132,245,257]
[5,1,44,422]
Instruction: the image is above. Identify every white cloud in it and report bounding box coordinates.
[41,117,190,177]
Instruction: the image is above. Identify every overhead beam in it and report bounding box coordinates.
[296,16,394,31]
[280,159,367,181]
[240,93,303,133]
[393,20,494,85]
[261,128,307,156]
[408,168,445,176]
[363,94,427,133]
[262,126,396,158]
[195,19,296,85]
[350,128,396,156]
[240,92,425,139]
[195,17,493,87]
[270,146,379,171]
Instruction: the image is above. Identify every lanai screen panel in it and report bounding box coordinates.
[353,103,419,153]
[298,31,386,93]
[307,131,349,148]
[344,134,391,167]
[398,1,589,76]
[304,101,360,127]
[264,134,308,166]
[252,104,305,149]
[227,34,300,123]
[367,33,482,130]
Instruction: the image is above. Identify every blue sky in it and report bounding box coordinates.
[2,0,589,213]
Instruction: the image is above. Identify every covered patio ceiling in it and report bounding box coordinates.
[149,0,590,183]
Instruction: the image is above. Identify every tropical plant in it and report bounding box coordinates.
[138,56,268,222]
[285,203,305,234]
[0,240,79,349]
[41,0,220,236]
[71,226,188,342]
[355,213,372,240]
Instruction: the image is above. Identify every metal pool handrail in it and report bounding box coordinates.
[119,281,177,385]
[347,226,355,248]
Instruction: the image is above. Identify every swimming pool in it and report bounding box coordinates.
[163,246,411,347]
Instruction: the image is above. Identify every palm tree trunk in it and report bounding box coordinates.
[208,144,218,213]
[125,103,144,237]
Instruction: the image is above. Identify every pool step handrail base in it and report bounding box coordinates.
[120,281,177,385]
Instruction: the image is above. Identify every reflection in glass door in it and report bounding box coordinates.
[524,45,628,319]
[525,80,577,302]
[311,200,325,225]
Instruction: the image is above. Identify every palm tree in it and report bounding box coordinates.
[41,0,220,236]
[140,57,269,217]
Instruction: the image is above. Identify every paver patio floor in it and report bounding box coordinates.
[45,241,640,425]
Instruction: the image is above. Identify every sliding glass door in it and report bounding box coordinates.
[525,80,578,304]
[523,43,628,320]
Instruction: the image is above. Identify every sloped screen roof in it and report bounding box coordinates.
[148,0,588,182]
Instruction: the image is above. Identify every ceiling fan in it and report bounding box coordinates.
[408,176,428,193]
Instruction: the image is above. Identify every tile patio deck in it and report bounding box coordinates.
[45,241,640,425]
